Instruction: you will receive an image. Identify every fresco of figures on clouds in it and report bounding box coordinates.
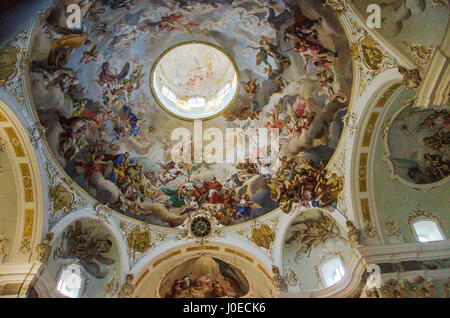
[281,209,352,292]
[30,0,352,227]
[160,255,250,298]
[45,218,121,297]
[388,106,449,184]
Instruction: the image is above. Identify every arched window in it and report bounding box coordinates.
[188,97,205,108]
[217,83,231,102]
[412,219,445,243]
[319,256,346,288]
[56,263,83,298]
[162,85,177,103]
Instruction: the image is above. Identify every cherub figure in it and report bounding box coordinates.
[242,75,260,95]
[80,45,98,64]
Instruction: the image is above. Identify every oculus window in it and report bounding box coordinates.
[151,42,239,120]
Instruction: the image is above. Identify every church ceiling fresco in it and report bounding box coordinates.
[387,105,449,185]
[281,208,352,291]
[159,255,250,298]
[45,218,122,297]
[29,0,353,228]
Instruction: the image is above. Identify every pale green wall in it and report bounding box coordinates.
[370,89,449,244]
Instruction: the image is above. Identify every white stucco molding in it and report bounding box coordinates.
[348,68,403,229]
[357,240,450,264]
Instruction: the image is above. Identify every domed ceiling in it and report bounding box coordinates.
[151,41,239,120]
[30,0,353,228]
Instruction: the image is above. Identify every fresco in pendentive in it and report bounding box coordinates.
[281,209,352,291]
[388,106,449,184]
[30,0,353,227]
[159,255,249,298]
[47,218,121,297]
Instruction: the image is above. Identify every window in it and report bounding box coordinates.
[412,219,445,243]
[319,256,346,287]
[57,264,83,298]
[162,86,177,103]
[217,83,231,101]
[188,97,205,108]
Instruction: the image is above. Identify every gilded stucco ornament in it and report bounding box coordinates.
[342,111,358,136]
[381,278,407,298]
[346,11,397,95]
[0,166,5,182]
[384,216,401,237]
[35,232,54,262]
[346,220,360,248]
[407,204,442,229]
[363,221,376,239]
[237,217,278,257]
[104,272,121,297]
[0,27,34,123]
[324,0,348,15]
[360,37,385,72]
[271,266,301,291]
[119,221,166,266]
[0,137,6,152]
[49,184,74,214]
[356,36,396,94]
[0,45,19,84]
[271,265,288,293]
[398,67,422,90]
[402,41,434,71]
[119,274,135,298]
[19,236,31,254]
[430,0,447,7]
[27,122,48,146]
[0,232,9,256]
[45,162,88,228]
[406,276,436,298]
[365,288,380,298]
[93,203,112,226]
[176,208,224,244]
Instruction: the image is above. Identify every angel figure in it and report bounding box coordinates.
[123,64,145,96]
[157,161,185,185]
[235,193,260,220]
[264,109,284,129]
[249,36,290,73]
[80,45,98,64]
[242,75,260,95]
[139,13,199,34]
[286,98,314,137]
[97,61,130,88]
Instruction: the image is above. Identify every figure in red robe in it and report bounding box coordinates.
[203,177,223,204]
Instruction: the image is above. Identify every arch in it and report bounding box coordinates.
[274,207,366,297]
[131,242,276,298]
[32,211,128,297]
[272,205,346,270]
[45,208,130,277]
[0,94,44,261]
[348,68,403,229]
